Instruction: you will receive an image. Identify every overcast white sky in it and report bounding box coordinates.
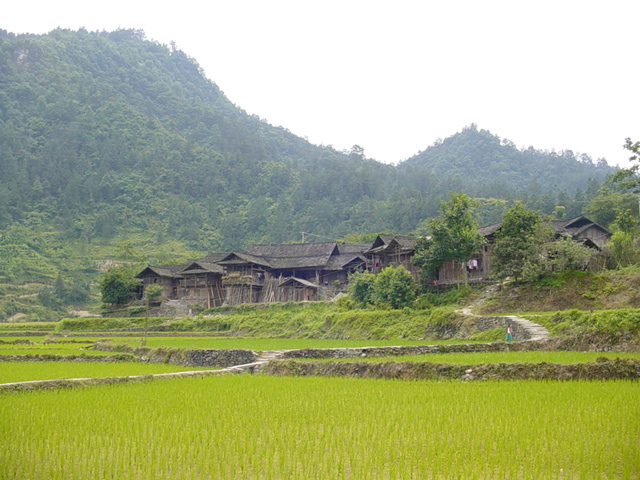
[4,0,639,166]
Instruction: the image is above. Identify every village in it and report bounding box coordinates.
[136,215,612,311]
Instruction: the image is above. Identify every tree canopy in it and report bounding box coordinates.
[413,193,485,287]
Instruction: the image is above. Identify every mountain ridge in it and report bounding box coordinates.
[0,28,618,318]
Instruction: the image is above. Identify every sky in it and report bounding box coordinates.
[4,0,639,167]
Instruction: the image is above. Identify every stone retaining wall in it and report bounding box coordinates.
[182,349,257,368]
[472,316,530,340]
[264,358,640,381]
[92,342,258,368]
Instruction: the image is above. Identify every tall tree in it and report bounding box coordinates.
[413,192,485,287]
[491,202,552,283]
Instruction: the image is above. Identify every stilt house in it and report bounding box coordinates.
[435,216,611,285]
[218,242,368,305]
[364,235,420,280]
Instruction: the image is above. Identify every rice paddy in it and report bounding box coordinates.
[1,375,638,479]
[305,350,640,364]
[0,361,218,383]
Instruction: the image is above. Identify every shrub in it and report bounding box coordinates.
[348,271,376,308]
[349,266,416,310]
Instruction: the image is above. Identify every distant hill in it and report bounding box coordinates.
[399,124,614,194]
[0,28,620,316]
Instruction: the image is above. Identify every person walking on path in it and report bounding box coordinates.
[504,324,513,341]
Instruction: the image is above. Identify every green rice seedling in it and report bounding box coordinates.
[0,361,218,383]
[0,348,116,356]
[0,322,57,331]
[306,350,640,364]
[0,376,637,479]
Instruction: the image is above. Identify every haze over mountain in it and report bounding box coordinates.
[0,28,616,313]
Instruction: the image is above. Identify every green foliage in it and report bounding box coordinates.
[414,286,473,308]
[347,270,376,308]
[144,284,163,304]
[48,302,464,341]
[546,237,594,272]
[349,266,416,309]
[3,376,638,479]
[372,265,416,309]
[413,192,485,286]
[545,308,640,345]
[585,190,639,229]
[467,327,505,342]
[604,231,640,269]
[0,362,218,384]
[55,316,169,332]
[491,202,553,282]
[99,266,141,305]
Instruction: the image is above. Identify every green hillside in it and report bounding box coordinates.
[0,28,619,316]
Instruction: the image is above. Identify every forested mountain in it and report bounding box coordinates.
[400,125,613,194]
[0,28,617,315]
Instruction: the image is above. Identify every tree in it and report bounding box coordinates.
[372,265,416,309]
[585,190,638,229]
[605,231,640,268]
[100,266,139,305]
[348,270,376,308]
[546,237,594,272]
[412,192,485,287]
[491,202,552,282]
[348,266,415,309]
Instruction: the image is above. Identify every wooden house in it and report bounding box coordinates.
[277,277,319,302]
[551,215,611,248]
[364,235,420,280]
[135,252,227,307]
[135,264,187,299]
[176,259,225,308]
[435,216,611,285]
[218,252,270,305]
[218,242,368,305]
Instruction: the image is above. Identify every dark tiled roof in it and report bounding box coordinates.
[485,216,611,244]
[337,243,369,254]
[134,263,187,279]
[200,252,230,264]
[324,253,367,271]
[366,235,419,254]
[479,222,502,237]
[551,216,611,236]
[278,277,319,288]
[180,261,224,275]
[218,252,273,267]
[247,242,339,269]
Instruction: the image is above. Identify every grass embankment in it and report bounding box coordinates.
[55,302,477,341]
[93,337,472,351]
[1,376,637,479]
[0,322,57,332]
[55,317,170,332]
[478,268,640,313]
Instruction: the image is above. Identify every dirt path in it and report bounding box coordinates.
[459,286,549,341]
